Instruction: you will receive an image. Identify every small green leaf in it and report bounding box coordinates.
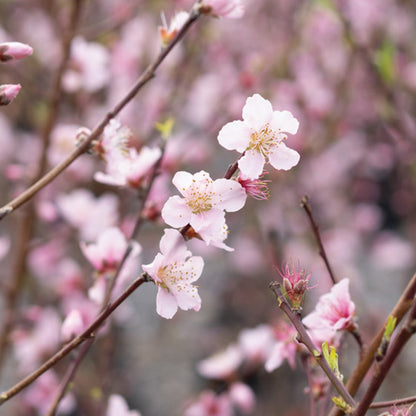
[384,315,397,340]
[374,40,396,85]
[155,117,175,140]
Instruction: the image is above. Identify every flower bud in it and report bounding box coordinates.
[0,42,33,62]
[0,84,21,105]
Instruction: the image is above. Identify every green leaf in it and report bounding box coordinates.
[374,40,396,85]
[155,117,175,140]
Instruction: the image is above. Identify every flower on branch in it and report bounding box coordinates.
[218,93,300,179]
[0,83,21,105]
[162,170,246,250]
[0,41,33,62]
[106,394,142,416]
[303,278,356,345]
[159,11,190,46]
[142,229,204,319]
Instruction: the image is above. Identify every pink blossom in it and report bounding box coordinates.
[218,94,300,179]
[0,41,33,61]
[107,394,142,416]
[80,227,141,274]
[197,344,243,380]
[63,36,110,92]
[237,173,270,200]
[61,309,84,342]
[185,391,233,416]
[303,279,356,341]
[200,0,245,19]
[265,322,298,372]
[229,382,256,414]
[142,229,204,319]
[159,11,189,46]
[0,83,21,105]
[238,324,275,364]
[0,236,10,261]
[56,189,119,241]
[161,170,246,249]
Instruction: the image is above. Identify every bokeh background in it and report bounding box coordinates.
[1,0,416,415]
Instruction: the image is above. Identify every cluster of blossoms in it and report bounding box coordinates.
[0,41,33,105]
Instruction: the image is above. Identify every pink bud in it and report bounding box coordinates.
[0,42,33,62]
[229,382,256,414]
[0,84,21,105]
[200,0,245,19]
[61,310,84,342]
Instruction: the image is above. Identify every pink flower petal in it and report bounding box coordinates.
[242,94,273,130]
[161,195,191,227]
[238,150,265,180]
[156,287,178,319]
[268,142,300,171]
[217,120,251,152]
[172,171,195,195]
[159,229,190,262]
[212,179,247,212]
[271,110,300,135]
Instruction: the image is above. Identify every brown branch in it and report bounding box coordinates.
[353,297,416,416]
[300,195,337,285]
[0,4,202,221]
[329,272,416,416]
[370,395,416,409]
[269,281,356,409]
[0,273,150,406]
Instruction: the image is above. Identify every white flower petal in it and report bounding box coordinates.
[161,196,191,227]
[159,229,191,263]
[238,150,265,180]
[217,120,251,152]
[212,178,247,212]
[172,171,194,195]
[271,110,299,135]
[242,94,273,130]
[268,142,300,171]
[156,287,178,319]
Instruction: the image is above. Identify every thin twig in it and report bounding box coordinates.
[300,195,337,285]
[269,281,356,409]
[353,298,416,416]
[0,273,150,406]
[370,396,416,409]
[0,4,202,221]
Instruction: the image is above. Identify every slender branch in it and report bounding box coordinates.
[300,195,337,285]
[370,396,416,409]
[0,4,202,221]
[269,281,356,409]
[0,0,83,370]
[0,273,150,405]
[353,297,416,416]
[329,272,416,416]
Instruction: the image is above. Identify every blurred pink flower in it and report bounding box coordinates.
[0,41,33,61]
[107,394,142,416]
[201,0,245,19]
[162,170,246,249]
[0,83,21,105]
[142,229,204,319]
[61,309,84,343]
[185,391,233,416]
[303,278,356,343]
[218,94,300,179]
[237,173,270,200]
[238,324,275,364]
[0,236,10,261]
[197,344,243,380]
[229,382,256,414]
[80,227,141,274]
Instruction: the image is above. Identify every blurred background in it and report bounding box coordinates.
[0,0,416,414]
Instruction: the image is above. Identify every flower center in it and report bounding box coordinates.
[157,262,198,295]
[248,124,279,157]
[185,182,214,214]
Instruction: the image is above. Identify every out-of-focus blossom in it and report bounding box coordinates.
[185,390,233,416]
[303,279,356,346]
[143,229,204,319]
[80,227,141,274]
[218,94,300,179]
[21,371,75,415]
[61,309,84,343]
[197,344,243,380]
[200,0,245,19]
[106,394,142,416]
[279,261,312,311]
[379,405,413,416]
[238,324,275,364]
[63,36,110,92]
[0,41,33,62]
[229,382,256,414]
[159,11,189,46]
[0,83,21,105]
[56,189,119,241]
[0,236,10,261]
[265,322,298,372]
[162,170,246,249]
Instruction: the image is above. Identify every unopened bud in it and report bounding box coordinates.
[0,84,21,105]
[0,42,33,62]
